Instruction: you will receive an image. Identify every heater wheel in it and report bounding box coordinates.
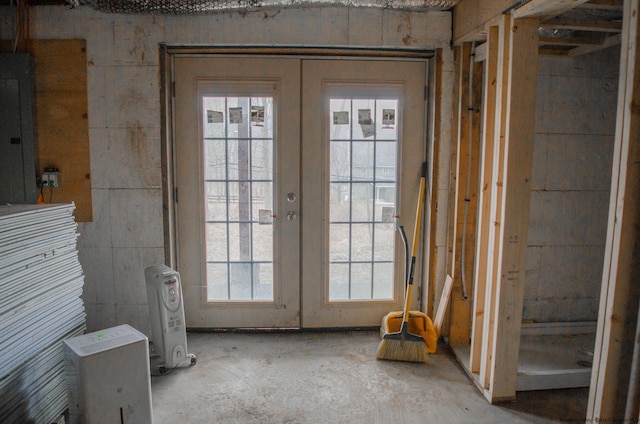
[188,353,197,366]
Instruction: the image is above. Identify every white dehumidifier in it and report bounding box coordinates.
[145,264,196,374]
[63,324,153,424]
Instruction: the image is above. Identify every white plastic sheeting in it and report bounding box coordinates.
[0,204,86,424]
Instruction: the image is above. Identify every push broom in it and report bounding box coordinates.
[376,162,437,362]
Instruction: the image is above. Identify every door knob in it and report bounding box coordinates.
[287,211,297,221]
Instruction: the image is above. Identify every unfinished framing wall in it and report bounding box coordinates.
[449,13,541,401]
[446,42,482,345]
[451,0,639,416]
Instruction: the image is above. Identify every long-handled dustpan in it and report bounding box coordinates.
[376,163,437,362]
[379,226,437,354]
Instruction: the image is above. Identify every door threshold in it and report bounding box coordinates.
[186,326,380,334]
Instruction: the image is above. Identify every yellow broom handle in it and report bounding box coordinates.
[411,176,426,259]
[403,284,414,322]
[402,172,426,323]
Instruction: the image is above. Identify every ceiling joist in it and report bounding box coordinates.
[567,32,622,56]
[512,0,590,19]
[540,16,623,32]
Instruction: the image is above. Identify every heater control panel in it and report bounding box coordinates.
[161,277,181,312]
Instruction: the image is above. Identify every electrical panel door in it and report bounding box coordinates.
[0,54,36,204]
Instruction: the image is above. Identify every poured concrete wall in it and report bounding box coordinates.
[0,5,452,334]
[523,47,619,323]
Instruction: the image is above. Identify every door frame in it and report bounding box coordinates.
[160,46,435,329]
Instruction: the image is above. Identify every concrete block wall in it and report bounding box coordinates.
[1,5,452,334]
[523,47,619,323]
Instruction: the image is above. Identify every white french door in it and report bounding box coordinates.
[301,59,426,327]
[173,55,426,329]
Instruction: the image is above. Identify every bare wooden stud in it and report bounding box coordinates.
[480,15,513,393]
[587,0,640,419]
[450,42,479,346]
[470,25,499,376]
[487,16,540,402]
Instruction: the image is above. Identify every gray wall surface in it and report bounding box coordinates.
[0,5,452,335]
[523,47,620,323]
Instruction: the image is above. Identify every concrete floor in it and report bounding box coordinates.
[150,331,587,423]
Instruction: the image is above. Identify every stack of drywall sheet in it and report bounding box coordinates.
[0,203,86,424]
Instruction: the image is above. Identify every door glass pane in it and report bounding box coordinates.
[328,98,398,301]
[203,96,274,301]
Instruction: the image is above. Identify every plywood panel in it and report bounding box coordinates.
[33,40,92,222]
[0,40,91,221]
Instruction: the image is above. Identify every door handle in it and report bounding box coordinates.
[287,211,297,221]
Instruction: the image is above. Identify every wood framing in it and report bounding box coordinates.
[447,45,463,291]
[452,0,513,44]
[426,49,443,318]
[568,33,623,56]
[540,16,623,32]
[449,41,483,345]
[487,16,540,402]
[511,0,590,19]
[587,0,640,419]
[482,15,512,393]
[470,26,499,376]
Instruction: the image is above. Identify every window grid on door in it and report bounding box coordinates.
[329,98,398,301]
[202,96,274,302]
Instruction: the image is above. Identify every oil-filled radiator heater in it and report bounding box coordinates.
[145,264,196,374]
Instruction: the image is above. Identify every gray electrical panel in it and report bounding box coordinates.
[0,53,37,204]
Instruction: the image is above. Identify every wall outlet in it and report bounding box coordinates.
[42,169,60,188]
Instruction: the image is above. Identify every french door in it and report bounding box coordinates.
[173,55,427,329]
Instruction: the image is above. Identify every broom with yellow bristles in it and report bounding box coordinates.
[376,162,436,362]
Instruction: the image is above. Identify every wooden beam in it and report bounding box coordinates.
[434,275,454,335]
[426,48,443,319]
[474,42,488,62]
[449,41,482,346]
[488,16,539,402]
[587,0,640,419]
[447,45,463,288]
[470,24,499,376]
[579,0,623,10]
[453,0,513,44]
[541,16,623,32]
[568,33,622,56]
[512,0,590,19]
[538,46,574,55]
[479,15,512,393]
[539,32,607,46]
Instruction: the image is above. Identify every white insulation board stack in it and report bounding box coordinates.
[0,203,86,424]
